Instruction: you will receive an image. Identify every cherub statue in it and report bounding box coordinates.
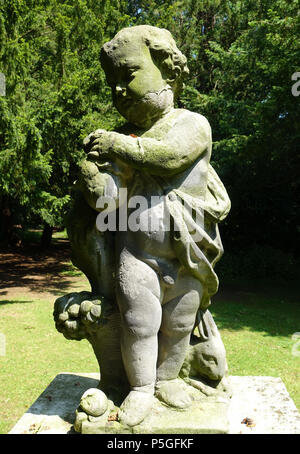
[54,25,231,431]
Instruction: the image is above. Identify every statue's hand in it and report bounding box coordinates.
[83,129,114,161]
[83,129,106,152]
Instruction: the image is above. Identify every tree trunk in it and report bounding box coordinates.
[41,224,53,248]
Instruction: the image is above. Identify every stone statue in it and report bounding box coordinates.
[54,25,231,433]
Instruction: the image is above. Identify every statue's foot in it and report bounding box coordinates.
[118,390,154,427]
[155,378,195,409]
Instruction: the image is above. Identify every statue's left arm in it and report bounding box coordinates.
[87,112,211,176]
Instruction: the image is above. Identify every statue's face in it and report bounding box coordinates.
[102,37,174,127]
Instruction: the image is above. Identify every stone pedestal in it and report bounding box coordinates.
[76,396,230,434]
[8,373,300,434]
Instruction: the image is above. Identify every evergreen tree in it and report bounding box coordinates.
[0,0,131,244]
[0,0,299,275]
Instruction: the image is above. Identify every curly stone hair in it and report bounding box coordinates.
[100,25,189,99]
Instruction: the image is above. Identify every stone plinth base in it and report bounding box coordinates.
[77,397,229,434]
[8,373,300,434]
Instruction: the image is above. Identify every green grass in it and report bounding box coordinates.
[20,228,68,245]
[0,282,299,434]
[0,296,98,434]
[20,229,43,244]
[211,293,300,410]
[52,229,68,240]
[59,262,84,277]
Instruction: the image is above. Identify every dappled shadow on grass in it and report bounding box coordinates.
[0,300,33,306]
[0,240,86,299]
[212,281,300,338]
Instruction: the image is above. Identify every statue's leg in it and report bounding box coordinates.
[116,247,162,426]
[155,271,202,408]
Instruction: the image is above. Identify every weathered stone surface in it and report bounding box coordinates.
[228,376,300,434]
[80,398,230,434]
[79,388,108,417]
[8,373,300,434]
[53,24,232,428]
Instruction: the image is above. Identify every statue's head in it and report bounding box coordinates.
[100,25,189,127]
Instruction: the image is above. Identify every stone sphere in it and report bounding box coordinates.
[80,388,108,417]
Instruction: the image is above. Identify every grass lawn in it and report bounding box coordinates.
[212,285,300,410]
[0,241,299,434]
[0,296,98,434]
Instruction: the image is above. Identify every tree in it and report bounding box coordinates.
[0,0,131,245]
[199,2,300,257]
[1,0,298,276]
[129,0,300,276]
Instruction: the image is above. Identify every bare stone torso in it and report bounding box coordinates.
[117,108,210,262]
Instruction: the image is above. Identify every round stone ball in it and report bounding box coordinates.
[80,388,108,417]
